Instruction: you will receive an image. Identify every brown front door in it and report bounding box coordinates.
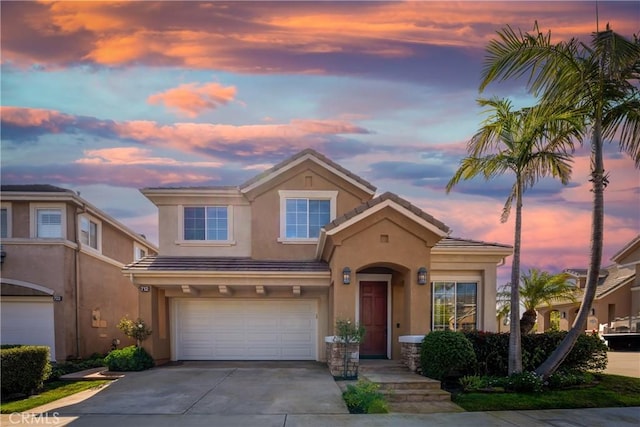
[359,281,387,357]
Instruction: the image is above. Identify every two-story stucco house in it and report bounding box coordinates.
[124,149,512,364]
[0,185,157,360]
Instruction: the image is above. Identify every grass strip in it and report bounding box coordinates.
[1,380,110,414]
[453,374,640,411]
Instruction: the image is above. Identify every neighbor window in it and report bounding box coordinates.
[80,216,98,249]
[0,208,7,238]
[134,244,147,261]
[37,209,63,238]
[183,206,228,241]
[432,281,477,332]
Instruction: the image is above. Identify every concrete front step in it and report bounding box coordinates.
[382,388,452,402]
[360,373,442,390]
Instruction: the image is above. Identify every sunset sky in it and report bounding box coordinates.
[2,1,639,286]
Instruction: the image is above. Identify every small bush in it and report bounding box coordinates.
[1,346,52,397]
[342,380,388,414]
[104,346,154,371]
[505,371,544,393]
[459,375,485,392]
[547,371,594,389]
[420,330,476,381]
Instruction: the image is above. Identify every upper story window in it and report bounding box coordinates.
[134,243,147,261]
[184,206,228,241]
[432,281,477,332]
[278,190,337,243]
[37,208,63,238]
[80,216,99,250]
[286,199,330,239]
[0,207,8,238]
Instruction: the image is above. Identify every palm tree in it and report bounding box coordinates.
[497,269,578,335]
[446,97,581,374]
[480,23,640,378]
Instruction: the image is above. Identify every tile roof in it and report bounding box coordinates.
[1,184,74,193]
[123,256,329,272]
[434,236,513,249]
[595,264,635,298]
[324,191,450,234]
[240,148,377,193]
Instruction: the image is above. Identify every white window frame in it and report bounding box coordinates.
[133,242,147,261]
[1,202,11,239]
[79,214,101,252]
[278,190,337,244]
[431,280,479,332]
[176,205,235,246]
[30,203,66,239]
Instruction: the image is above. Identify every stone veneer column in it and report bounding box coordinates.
[399,335,424,374]
[325,336,360,379]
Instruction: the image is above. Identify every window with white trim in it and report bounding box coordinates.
[183,206,228,241]
[432,281,477,332]
[80,216,99,249]
[134,244,147,261]
[37,208,63,238]
[279,190,337,242]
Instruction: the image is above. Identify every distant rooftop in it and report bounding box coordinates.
[1,184,74,193]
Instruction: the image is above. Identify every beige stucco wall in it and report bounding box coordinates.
[153,194,252,257]
[245,161,371,260]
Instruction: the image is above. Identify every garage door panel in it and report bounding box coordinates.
[1,298,56,360]
[176,299,316,360]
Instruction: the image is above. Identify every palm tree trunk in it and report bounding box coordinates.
[508,180,524,374]
[536,121,605,378]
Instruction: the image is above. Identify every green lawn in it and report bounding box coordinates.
[1,381,110,414]
[453,374,640,411]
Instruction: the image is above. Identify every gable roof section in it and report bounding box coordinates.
[240,148,376,196]
[324,191,450,237]
[595,264,635,299]
[432,236,513,254]
[611,234,640,266]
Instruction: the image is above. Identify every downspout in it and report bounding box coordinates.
[74,202,86,358]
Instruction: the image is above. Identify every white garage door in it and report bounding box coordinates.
[1,297,56,360]
[174,299,317,360]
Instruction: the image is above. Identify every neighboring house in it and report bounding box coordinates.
[123,149,512,364]
[0,185,157,361]
[536,235,639,337]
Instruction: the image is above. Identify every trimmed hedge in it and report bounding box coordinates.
[463,331,608,376]
[104,346,154,371]
[1,346,52,397]
[420,330,476,380]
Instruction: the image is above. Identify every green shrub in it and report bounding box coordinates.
[342,380,388,414]
[505,371,544,393]
[104,346,154,371]
[547,371,594,389]
[1,346,52,397]
[464,331,608,377]
[420,330,476,381]
[459,375,485,392]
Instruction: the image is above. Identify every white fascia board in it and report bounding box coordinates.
[432,247,513,257]
[325,199,448,238]
[240,154,375,196]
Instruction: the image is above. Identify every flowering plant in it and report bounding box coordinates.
[117,316,152,347]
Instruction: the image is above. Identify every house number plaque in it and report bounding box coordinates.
[139,286,150,292]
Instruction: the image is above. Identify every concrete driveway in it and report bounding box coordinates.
[50,361,349,416]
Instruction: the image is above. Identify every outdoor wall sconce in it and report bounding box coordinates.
[342,267,351,285]
[417,267,427,285]
[561,311,566,319]
[590,308,595,315]
[0,245,6,264]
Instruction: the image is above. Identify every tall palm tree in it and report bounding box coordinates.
[497,269,578,335]
[480,23,640,378]
[446,97,581,374]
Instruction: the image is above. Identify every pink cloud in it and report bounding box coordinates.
[147,82,237,117]
[0,106,74,129]
[76,147,222,167]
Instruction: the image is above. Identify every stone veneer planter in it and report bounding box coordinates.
[325,336,360,379]
[399,335,424,374]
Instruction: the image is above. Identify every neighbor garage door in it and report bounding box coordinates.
[174,299,317,360]
[1,296,56,360]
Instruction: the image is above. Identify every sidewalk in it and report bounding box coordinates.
[2,407,639,426]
